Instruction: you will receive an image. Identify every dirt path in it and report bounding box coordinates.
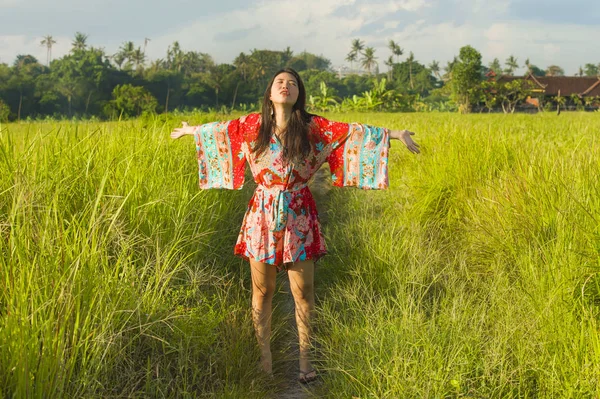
[274,166,332,399]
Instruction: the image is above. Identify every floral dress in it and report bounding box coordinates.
[193,113,390,269]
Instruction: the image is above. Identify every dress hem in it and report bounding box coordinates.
[234,249,327,271]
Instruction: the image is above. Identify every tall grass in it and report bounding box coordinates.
[0,116,276,397]
[1,112,599,397]
[314,112,600,397]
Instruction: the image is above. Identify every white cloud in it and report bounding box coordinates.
[0,34,71,65]
[0,0,597,76]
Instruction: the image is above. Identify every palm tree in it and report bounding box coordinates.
[143,37,151,55]
[351,39,364,57]
[167,41,184,72]
[131,47,146,69]
[384,55,394,80]
[361,47,377,75]
[281,46,293,67]
[504,55,519,75]
[40,34,56,66]
[250,49,270,83]
[406,51,415,89]
[234,52,250,81]
[72,32,88,52]
[443,56,458,81]
[118,41,136,68]
[346,51,357,72]
[388,40,403,63]
[524,58,532,75]
[429,60,441,80]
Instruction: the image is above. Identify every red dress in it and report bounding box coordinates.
[193,113,390,269]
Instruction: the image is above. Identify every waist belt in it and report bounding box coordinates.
[257,183,308,232]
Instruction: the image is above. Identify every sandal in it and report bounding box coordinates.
[298,369,318,384]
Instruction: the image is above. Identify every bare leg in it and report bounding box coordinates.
[249,259,277,374]
[287,260,316,376]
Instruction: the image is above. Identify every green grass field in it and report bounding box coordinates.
[1,112,599,398]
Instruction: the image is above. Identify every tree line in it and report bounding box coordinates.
[1,32,599,121]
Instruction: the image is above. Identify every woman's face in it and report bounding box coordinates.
[269,72,299,107]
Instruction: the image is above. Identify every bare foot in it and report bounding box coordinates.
[299,359,312,375]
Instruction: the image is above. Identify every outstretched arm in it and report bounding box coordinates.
[170,121,195,139]
[389,129,420,154]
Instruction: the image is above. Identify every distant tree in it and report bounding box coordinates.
[504,55,519,75]
[346,51,357,72]
[72,32,88,52]
[584,63,599,77]
[488,58,502,74]
[450,45,483,113]
[143,37,151,56]
[117,41,136,69]
[524,58,531,74]
[131,47,146,69]
[105,84,158,118]
[167,41,184,72]
[497,79,534,113]
[388,40,403,63]
[361,47,377,75]
[298,52,330,71]
[351,39,364,58]
[384,56,394,80]
[545,65,565,76]
[280,47,294,68]
[406,51,416,89]
[443,57,458,81]
[0,99,9,121]
[40,34,56,66]
[429,60,441,80]
[8,55,42,120]
[234,52,251,81]
[203,64,235,108]
[527,63,545,77]
[146,69,182,112]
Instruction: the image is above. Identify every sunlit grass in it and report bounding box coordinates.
[1,112,599,397]
[314,112,600,398]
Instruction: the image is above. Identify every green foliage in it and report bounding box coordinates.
[0,39,597,119]
[308,81,339,112]
[0,98,10,121]
[450,45,483,113]
[497,79,535,113]
[105,84,158,118]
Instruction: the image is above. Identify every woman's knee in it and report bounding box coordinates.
[252,280,276,301]
[250,260,276,301]
[290,280,314,303]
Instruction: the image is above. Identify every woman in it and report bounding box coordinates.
[170,68,420,383]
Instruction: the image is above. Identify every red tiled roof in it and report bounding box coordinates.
[496,74,600,96]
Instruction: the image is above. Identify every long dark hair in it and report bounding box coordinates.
[253,68,313,164]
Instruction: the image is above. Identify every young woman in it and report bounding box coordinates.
[170,68,420,383]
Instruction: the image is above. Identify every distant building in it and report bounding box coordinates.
[495,73,600,110]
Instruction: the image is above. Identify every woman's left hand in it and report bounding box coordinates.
[390,129,420,154]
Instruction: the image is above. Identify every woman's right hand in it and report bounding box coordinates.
[170,122,195,139]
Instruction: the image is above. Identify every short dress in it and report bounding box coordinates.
[193,113,391,269]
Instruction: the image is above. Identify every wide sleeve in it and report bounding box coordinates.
[312,116,391,190]
[194,117,247,190]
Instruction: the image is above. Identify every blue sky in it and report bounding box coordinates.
[1,0,598,74]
